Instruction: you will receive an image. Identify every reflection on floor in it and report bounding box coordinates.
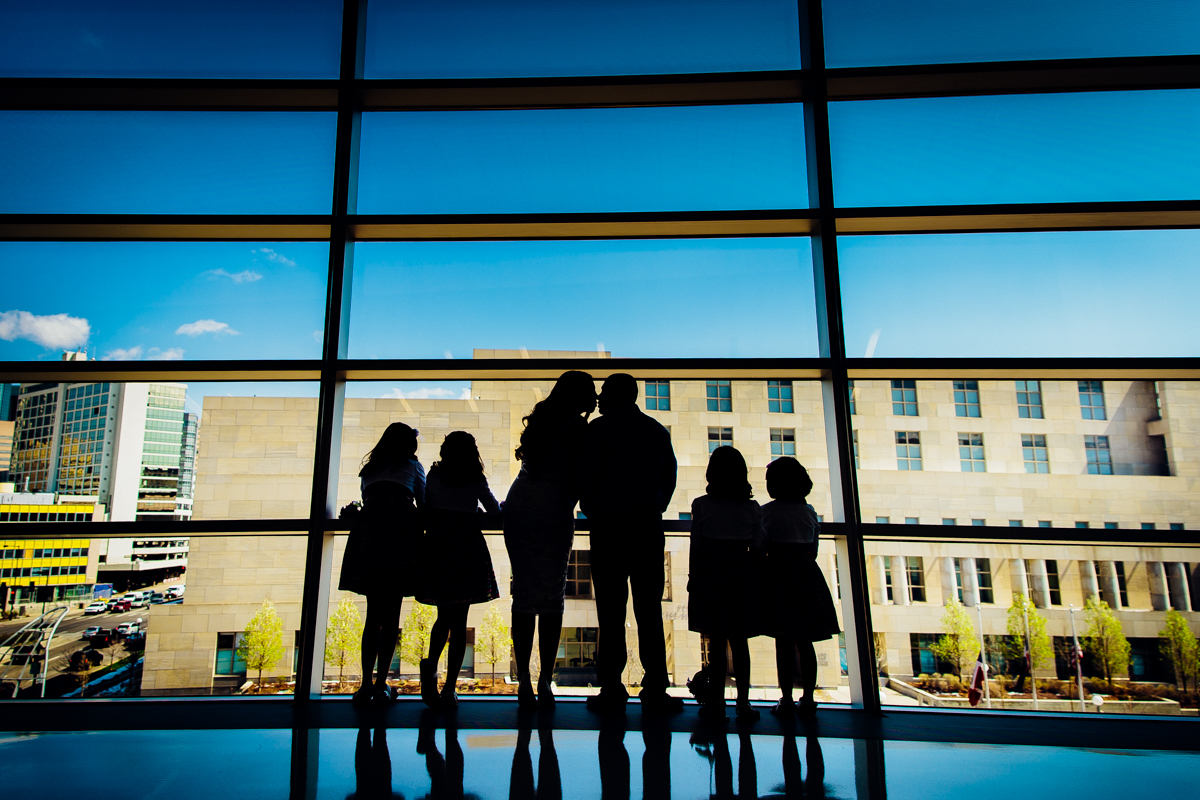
[3,719,1198,799]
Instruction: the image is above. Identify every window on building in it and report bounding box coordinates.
[883,555,894,602]
[565,550,592,599]
[767,380,794,413]
[953,380,981,418]
[214,633,247,676]
[1076,521,1090,528]
[895,431,922,470]
[905,517,919,524]
[1114,561,1129,607]
[1078,380,1107,420]
[1016,380,1044,419]
[876,516,890,524]
[1022,433,1049,473]
[910,633,952,676]
[971,519,985,526]
[906,556,926,602]
[942,518,956,525]
[706,380,731,412]
[976,558,994,604]
[707,426,733,453]
[645,380,670,411]
[1170,523,1185,530]
[770,428,796,456]
[679,512,692,520]
[958,432,986,472]
[848,380,856,415]
[1045,560,1062,606]
[556,627,598,671]
[700,633,711,669]
[1038,521,1051,528]
[1085,435,1113,475]
[1141,523,1156,530]
[953,558,965,602]
[1009,520,1023,527]
[891,379,918,416]
[1104,522,1118,529]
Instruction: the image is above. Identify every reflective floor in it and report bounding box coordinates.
[3,724,1197,799]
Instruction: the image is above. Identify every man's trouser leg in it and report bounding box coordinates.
[629,523,669,693]
[590,522,630,694]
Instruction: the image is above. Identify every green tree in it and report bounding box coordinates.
[237,599,286,692]
[1083,597,1131,687]
[399,601,440,673]
[325,597,363,688]
[1004,594,1053,671]
[1158,608,1199,692]
[476,602,511,691]
[930,597,979,682]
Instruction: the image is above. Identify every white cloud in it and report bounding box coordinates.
[206,268,263,284]
[0,309,90,350]
[253,248,296,268]
[380,387,471,401]
[312,330,323,342]
[175,319,239,337]
[102,346,144,361]
[148,347,185,361]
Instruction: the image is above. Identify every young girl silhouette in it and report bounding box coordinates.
[339,422,425,703]
[762,457,839,717]
[687,445,764,720]
[416,431,501,708]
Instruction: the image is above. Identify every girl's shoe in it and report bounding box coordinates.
[374,683,397,703]
[536,678,556,707]
[351,685,374,705]
[770,698,796,717]
[440,685,459,709]
[517,683,538,710]
[736,701,761,721]
[797,698,818,717]
[419,659,440,708]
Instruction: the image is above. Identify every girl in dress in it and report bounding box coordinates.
[762,457,840,717]
[687,445,765,720]
[503,370,597,707]
[416,431,502,708]
[339,422,425,703]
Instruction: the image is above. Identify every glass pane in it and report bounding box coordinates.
[0,242,328,361]
[366,0,800,78]
[349,239,817,358]
[0,0,342,78]
[316,729,862,798]
[829,90,1200,207]
[823,0,1200,68]
[839,231,1200,357]
[0,111,337,213]
[869,535,1200,716]
[2,381,319,521]
[358,105,807,214]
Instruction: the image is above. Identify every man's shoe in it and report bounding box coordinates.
[639,691,684,714]
[586,690,629,714]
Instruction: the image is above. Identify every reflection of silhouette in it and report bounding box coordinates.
[347,727,404,800]
[737,728,758,800]
[641,729,671,800]
[773,734,830,799]
[509,726,563,800]
[416,712,480,800]
[598,727,630,800]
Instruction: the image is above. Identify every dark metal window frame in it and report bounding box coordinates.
[0,1,1195,751]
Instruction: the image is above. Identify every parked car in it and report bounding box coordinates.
[149,592,165,604]
[88,629,115,648]
[123,631,146,647]
[108,600,131,613]
[82,626,102,639]
[165,586,184,599]
[84,602,108,615]
[128,595,149,609]
[116,622,140,636]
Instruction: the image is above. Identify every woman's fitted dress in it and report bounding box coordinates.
[687,495,765,637]
[338,459,425,599]
[416,467,501,606]
[503,415,586,615]
[762,500,840,642]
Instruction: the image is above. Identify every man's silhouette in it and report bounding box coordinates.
[582,373,681,713]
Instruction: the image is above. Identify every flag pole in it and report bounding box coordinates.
[976,602,990,708]
[1069,604,1086,713]
[1023,600,1038,711]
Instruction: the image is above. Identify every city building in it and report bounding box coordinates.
[0,485,101,605]
[0,383,17,482]
[140,353,1199,702]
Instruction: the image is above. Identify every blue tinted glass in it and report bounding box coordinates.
[0,242,328,361]
[358,105,806,214]
[366,0,799,78]
[0,111,337,214]
[0,1,342,78]
[823,0,1200,67]
[830,90,1200,207]
[840,231,1200,357]
[349,239,817,358]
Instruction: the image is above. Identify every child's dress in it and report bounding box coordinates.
[416,465,501,606]
[339,457,425,598]
[686,495,764,637]
[761,500,840,642]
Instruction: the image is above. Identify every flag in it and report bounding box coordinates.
[968,654,988,707]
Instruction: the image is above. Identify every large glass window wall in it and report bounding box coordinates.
[1,0,1196,740]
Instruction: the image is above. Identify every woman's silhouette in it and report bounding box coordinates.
[416,431,502,708]
[339,422,425,703]
[503,371,597,707]
[509,726,563,800]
